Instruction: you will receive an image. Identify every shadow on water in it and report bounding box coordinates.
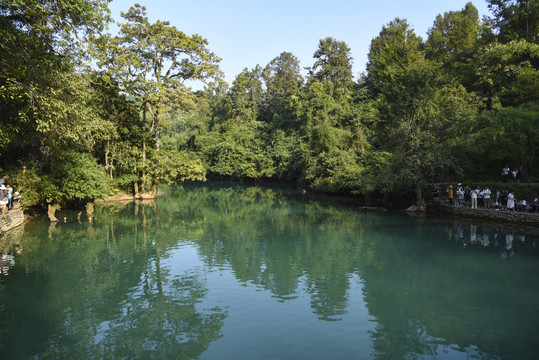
[0,181,538,359]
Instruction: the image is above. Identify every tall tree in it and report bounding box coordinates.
[0,0,111,153]
[295,38,367,192]
[228,66,265,121]
[486,0,539,43]
[310,37,355,101]
[426,2,480,77]
[96,4,221,151]
[0,0,116,208]
[367,18,478,207]
[199,67,273,180]
[473,40,539,107]
[95,4,220,192]
[260,53,305,180]
[262,52,303,129]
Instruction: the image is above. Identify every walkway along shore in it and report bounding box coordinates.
[432,200,539,227]
[0,207,25,236]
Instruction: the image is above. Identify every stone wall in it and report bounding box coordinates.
[0,207,25,235]
[434,203,539,226]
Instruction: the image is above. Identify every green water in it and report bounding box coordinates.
[1,182,539,359]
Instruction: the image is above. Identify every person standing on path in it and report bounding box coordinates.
[502,165,510,183]
[448,185,454,205]
[471,188,478,209]
[483,187,491,209]
[0,185,7,214]
[507,192,515,211]
[501,190,509,210]
[478,187,484,208]
[6,185,12,210]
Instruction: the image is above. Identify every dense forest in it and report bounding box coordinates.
[1,0,538,211]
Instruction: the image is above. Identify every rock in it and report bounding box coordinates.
[406,204,426,213]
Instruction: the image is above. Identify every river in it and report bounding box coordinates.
[1,182,538,359]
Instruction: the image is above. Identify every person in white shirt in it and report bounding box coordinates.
[478,189,484,208]
[502,166,510,182]
[483,187,491,208]
[519,199,527,212]
[0,185,7,214]
[507,192,515,211]
[471,188,478,209]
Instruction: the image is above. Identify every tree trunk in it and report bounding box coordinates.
[141,137,146,192]
[105,140,113,179]
[86,203,94,223]
[105,140,109,169]
[141,104,147,192]
[155,112,160,151]
[415,181,425,208]
[47,204,58,222]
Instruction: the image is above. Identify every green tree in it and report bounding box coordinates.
[473,40,539,107]
[486,0,539,43]
[367,18,478,206]
[455,102,539,179]
[227,66,265,121]
[262,52,304,130]
[97,3,221,151]
[95,3,220,191]
[199,67,273,180]
[87,73,147,193]
[298,85,366,192]
[425,1,480,81]
[309,37,355,101]
[286,38,368,192]
[0,0,111,152]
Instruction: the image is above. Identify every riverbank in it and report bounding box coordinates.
[93,190,158,204]
[430,200,539,227]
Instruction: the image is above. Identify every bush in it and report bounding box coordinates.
[45,149,109,204]
[6,166,57,212]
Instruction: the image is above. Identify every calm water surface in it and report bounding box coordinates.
[1,182,539,359]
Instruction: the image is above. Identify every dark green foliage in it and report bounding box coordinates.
[485,0,539,43]
[310,37,355,101]
[148,149,206,184]
[473,40,539,107]
[6,166,56,211]
[426,2,480,64]
[6,150,109,210]
[455,102,539,180]
[262,52,303,130]
[47,149,110,203]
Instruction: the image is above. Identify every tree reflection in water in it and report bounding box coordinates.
[159,183,539,359]
[0,200,226,359]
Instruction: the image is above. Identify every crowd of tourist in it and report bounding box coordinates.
[431,165,539,213]
[439,183,538,213]
[0,176,20,214]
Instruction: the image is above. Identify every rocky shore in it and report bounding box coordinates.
[0,207,25,236]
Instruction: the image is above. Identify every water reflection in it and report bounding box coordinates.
[0,225,24,278]
[160,183,539,359]
[0,252,15,276]
[443,220,538,261]
[0,182,538,359]
[0,201,226,359]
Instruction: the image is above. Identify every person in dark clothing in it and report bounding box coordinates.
[531,198,539,213]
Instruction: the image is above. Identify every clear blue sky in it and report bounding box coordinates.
[107,0,492,87]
